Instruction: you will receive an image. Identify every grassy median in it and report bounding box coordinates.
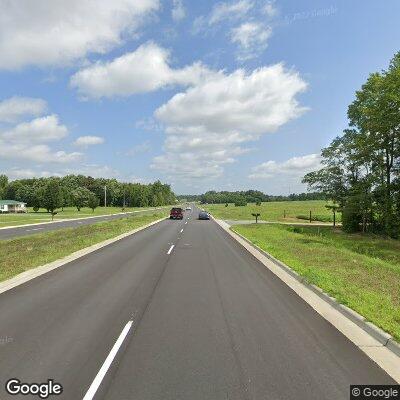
[203,200,341,223]
[0,212,166,283]
[233,224,400,342]
[0,206,169,228]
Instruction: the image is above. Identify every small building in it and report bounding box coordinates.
[0,200,27,213]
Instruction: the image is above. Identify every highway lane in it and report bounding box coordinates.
[0,205,395,400]
[0,208,167,240]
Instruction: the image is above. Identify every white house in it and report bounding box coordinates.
[0,200,27,213]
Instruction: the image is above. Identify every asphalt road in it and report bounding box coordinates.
[0,205,395,400]
[0,208,167,240]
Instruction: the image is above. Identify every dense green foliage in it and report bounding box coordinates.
[177,190,325,204]
[304,52,400,237]
[0,174,176,211]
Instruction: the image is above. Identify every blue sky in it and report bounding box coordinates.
[0,0,399,194]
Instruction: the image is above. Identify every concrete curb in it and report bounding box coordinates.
[0,207,169,231]
[0,216,167,296]
[212,218,400,382]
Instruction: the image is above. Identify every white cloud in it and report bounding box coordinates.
[0,114,82,164]
[263,0,277,17]
[249,153,321,179]
[0,0,160,69]
[231,22,272,60]
[193,0,253,33]
[62,164,119,178]
[209,0,254,25]
[0,139,82,164]
[5,164,118,180]
[74,135,105,148]
[0,97,47,123]
[2,115,68,143]
[153,64,308,180]
[172,0,186,21]
[71,42,220,98]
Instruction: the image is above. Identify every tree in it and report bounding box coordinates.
[31,188,43,212]
[71,187,92,211]
[42,179,61,214]
[87,193,100,212]
[0,175,8,199]
[303,51,400,237]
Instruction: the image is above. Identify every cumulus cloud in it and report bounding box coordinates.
[231,22,272,60]
[4,168,60,180]
[0,139,82,163]
[2,115,68,143]
[0,114,82,164]
[0,97,47,123]
[153,64,308,180]
[5,164,118,180]
[172,0,186,21]
[71,42,220,98]
[74,135,105,148]
[249,153,321,179]
[0,0,160,69]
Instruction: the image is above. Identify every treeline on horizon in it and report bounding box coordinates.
[303,52,400,238]
[0,174,176,211]
[177,190,325,204]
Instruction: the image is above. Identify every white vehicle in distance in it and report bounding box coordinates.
[185,206,192,211]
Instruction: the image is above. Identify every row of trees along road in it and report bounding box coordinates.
[177,190,325,205]
[0,175,176,212]
[303,52,400,238]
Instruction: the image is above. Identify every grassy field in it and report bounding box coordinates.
[0,211,167,283]
[233,223,400,342]
[0,206,169,228]
[203,200,341,223]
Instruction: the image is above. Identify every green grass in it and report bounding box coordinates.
[0,211,167,283]
[0,206,169,227]
[203,200,341,223]
[233,223,400,342]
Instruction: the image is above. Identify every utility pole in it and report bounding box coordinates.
[104,185,107,208]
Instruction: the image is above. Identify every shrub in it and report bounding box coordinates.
[234,199,247,207]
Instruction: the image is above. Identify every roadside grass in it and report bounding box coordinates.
[0,212,167,283]
[232,223,400,342]
[203,200,341,223]
[0,206,169,228]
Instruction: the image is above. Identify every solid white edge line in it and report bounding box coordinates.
[167,244,175,255]
[82,320,133,400]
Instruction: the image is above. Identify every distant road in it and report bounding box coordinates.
[0,208,167,240]
[0,205,394,400]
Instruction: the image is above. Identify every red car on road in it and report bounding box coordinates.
[170,207,184,220]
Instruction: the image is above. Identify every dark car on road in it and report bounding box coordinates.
[170,207,184,219]
[198,211,210,220]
